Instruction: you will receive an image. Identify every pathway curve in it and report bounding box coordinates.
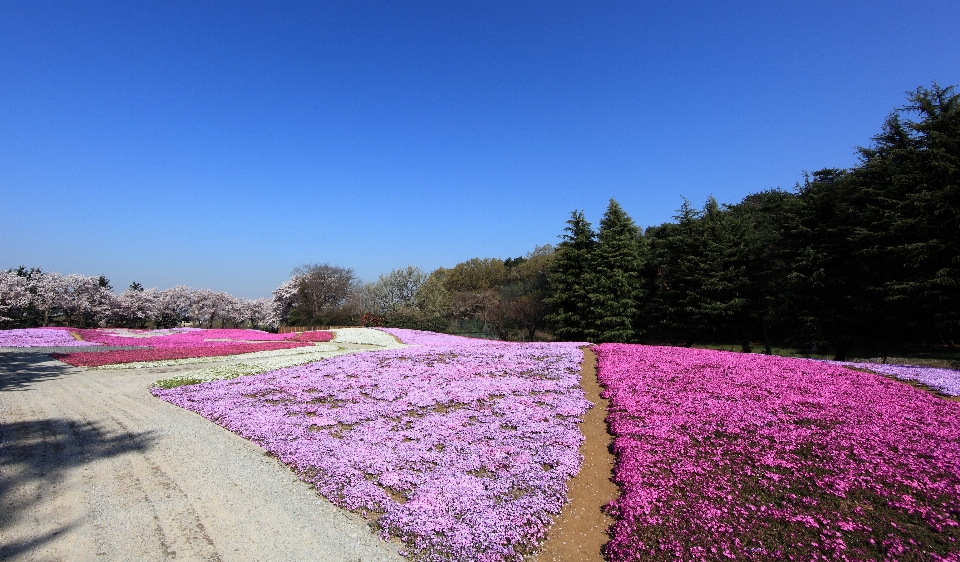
[0,350,405,562]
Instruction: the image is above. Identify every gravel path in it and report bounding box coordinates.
[0,351,405,562]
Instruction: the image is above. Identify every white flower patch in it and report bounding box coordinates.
[153,346,360,387]
[331,328,404,347]
[150,330,406,388]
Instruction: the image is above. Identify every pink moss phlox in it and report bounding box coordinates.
[829,361,960,397]
[595,343,960,561]
[153,329,592,561]
[289,330,334,342]
[0,327,100,347]
[52,342,308,367]
[74,328,298,346]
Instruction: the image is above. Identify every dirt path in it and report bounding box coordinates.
[534,348,617,561]
[0,351,405,562]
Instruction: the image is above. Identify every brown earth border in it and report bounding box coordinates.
[533,347,617,561]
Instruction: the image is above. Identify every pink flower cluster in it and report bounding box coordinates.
[153,329,591,562]
[595,343,960,561]
[288,330,334,342]
[48,328,315,367]
[51,342,308,367]
[73,328,297,346]
[830,361,960,397]
[0,327,99,347]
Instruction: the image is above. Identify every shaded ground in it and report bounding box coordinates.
[0,351,404,562]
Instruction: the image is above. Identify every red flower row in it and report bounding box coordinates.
[52,342,310,367]
[289,330,334,342]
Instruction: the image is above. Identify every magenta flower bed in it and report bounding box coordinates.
[52,342,308,367]
[595,343,960,561]
[832,361,960,397]
[153,329,591,561]
[74,328,298,346]
[289,330,334,342]
[0,327,100,347]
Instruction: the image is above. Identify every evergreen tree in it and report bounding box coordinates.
[591,199,646,342]
[546,211,597,341]
[851,83,960,348]
[649,198,758,350]
[727,189,800,353]
[789,169,872,360]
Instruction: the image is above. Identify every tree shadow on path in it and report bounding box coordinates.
[0,352,81,391]
[0,417,156,559]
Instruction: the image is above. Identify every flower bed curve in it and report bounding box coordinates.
[52,342,309,367]
[830,361,960,397]
[73,328,302,346]
[0,327,100,347]
[596,343,960,562]
[153,329,591,562]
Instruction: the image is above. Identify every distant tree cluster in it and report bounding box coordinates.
[548,84,960,359]
[271,246,555,339]
[0,268,274,329]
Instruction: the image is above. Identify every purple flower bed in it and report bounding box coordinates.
[0,328,100,347]
[153,329,591,561]
[832,361,960,397]
[596,343,960,561]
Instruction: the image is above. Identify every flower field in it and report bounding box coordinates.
[151,331,407,388]
[46,328,333,367]
[831,361,960,397]
[152,329,591,561]
[596,343,960,561]
[0,327,99,347]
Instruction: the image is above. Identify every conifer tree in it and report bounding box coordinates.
[591,199,646,342]
[851,83,960,347]
[546,211,596,341]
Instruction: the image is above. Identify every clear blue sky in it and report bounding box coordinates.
[2,1,959,298]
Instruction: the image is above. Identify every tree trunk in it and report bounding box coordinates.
[759,313,772,355]
[833,341,847,362]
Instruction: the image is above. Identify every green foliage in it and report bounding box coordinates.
[551,83,959,356]
[591,199,646,342]
[443,258,507,293]
[546,210,597,341]
[382,308,448,333]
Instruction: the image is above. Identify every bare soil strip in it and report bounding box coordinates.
[534,347,617,561]
[0,351,404,562]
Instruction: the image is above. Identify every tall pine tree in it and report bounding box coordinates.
[546,211,597,341]
[590,199,646,342]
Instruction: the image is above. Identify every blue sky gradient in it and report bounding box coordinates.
[2,1,959,297]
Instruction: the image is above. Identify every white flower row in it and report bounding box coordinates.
[148,330,407,388]
[331,327,403,347]
[153,346,362,387]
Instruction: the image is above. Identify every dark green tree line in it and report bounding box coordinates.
[546,84,960,356]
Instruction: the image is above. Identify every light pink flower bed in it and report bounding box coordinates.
[0,327,99,347]
[153,329,591,561]
[595,343,960,561]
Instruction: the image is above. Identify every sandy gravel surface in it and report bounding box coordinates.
[0,350,405,562]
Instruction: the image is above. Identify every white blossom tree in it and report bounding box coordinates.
[0,270,31,326]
